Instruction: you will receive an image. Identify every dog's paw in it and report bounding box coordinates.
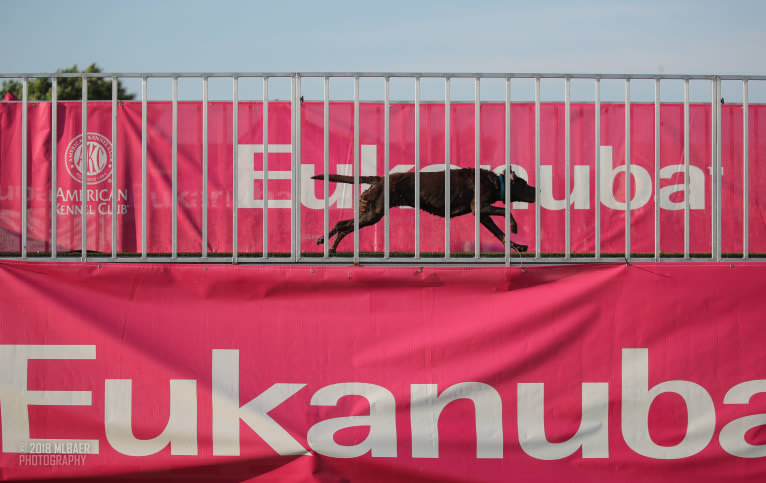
[316,236,324,246]
[516,244,528,253]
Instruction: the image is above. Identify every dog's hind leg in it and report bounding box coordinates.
[326,208,385,253]
[317,223,343,246]
[327,220,354,253]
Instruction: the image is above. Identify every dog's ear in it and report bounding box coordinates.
[509,170,517,181]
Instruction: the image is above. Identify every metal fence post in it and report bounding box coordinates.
[111,76,118,259]
[534,77,541,258]
[232,76,239,263]
[565,76,571,258]
[202,77,209,259]
[172,76,178,259]
[743,79,749,259]
[444,77,451,259]
[625,78,631,260]
[595,78,601,260]
[141,77,147,259]
[505,77,511,265]
[684,78,690,260]
[324,75,330,259]
[51,77,58,259]
[81,75,88,262]
[474,76,480,259]
[415,76,421,259]
[654,78,661,260]
[295,74,302,262]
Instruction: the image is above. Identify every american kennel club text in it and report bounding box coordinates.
[56,133,129,216]
[0,345,763,460]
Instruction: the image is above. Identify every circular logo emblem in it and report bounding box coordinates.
[65,133,113,185]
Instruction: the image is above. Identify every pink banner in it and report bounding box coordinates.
[0,261,765,481]
[1,101,765,255]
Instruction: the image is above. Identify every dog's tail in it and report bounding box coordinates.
[311,174,380,184]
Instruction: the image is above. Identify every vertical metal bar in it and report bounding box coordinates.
[595,78,601,259]
[289,76,294,261]
[232,76,238,263]
[684,78,690,259]
[743,79,749,258]
[415,76,421,258]
[295,74,302,262]
[565,77,571,258]
[444,77,451,259]
[711,78,718,260]
[172,76,178,259]
[353,75,360,263]
[21,78,28,259]
[715,77,722,261]
[51,77,57,259]
[323,76,330,259]
[81,75,88,262]
[141,77,147,259]
[263,77,269,258]
[654,78,661,260]
[625,78,631,259]
[505,77,511,265]
[111,76,117,258]
[534,77,541,258]
[474,77,480,259]
[384,76,391,259]
[503,77,511,267]
[202,77,208,259]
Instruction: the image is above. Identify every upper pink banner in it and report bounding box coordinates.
[0,261,764,481]
[0,101,764,255]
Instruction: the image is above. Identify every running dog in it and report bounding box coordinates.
[312,168,536,254]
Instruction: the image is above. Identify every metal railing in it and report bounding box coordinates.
[1,71,765,265]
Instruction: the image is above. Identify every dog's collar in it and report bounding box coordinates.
[497,172,506,198]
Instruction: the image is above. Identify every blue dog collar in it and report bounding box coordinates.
[497,172,506,197]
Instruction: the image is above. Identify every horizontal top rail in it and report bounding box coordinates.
[2,72,766,81]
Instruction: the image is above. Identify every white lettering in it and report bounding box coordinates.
[211,349,307,456]
[599,146,652,210]
[539,165,591,210]
[0,345,99,454]
[105,379,198,456]
[307,383,397,458]
[410,382,503,458]
[659,165,706,210]
[719,380,766,458]
[237,144,293,209]
[622,348,716,459]
[517,382,608,459]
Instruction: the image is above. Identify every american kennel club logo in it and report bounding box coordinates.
[65,133,113,185]
[57,133,129,216]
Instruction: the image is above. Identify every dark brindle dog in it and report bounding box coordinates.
[312,168,536,254]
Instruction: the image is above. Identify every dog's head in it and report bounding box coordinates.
[508,170,536,203]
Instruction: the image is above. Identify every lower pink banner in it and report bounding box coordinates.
[0,261,764,481]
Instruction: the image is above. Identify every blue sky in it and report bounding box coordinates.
[2,0,765,101]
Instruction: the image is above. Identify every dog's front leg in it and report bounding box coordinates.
[479,215,527,253]
[508,211,518,234]
[480,205,518,234]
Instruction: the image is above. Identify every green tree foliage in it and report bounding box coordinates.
[1,63,135,101]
